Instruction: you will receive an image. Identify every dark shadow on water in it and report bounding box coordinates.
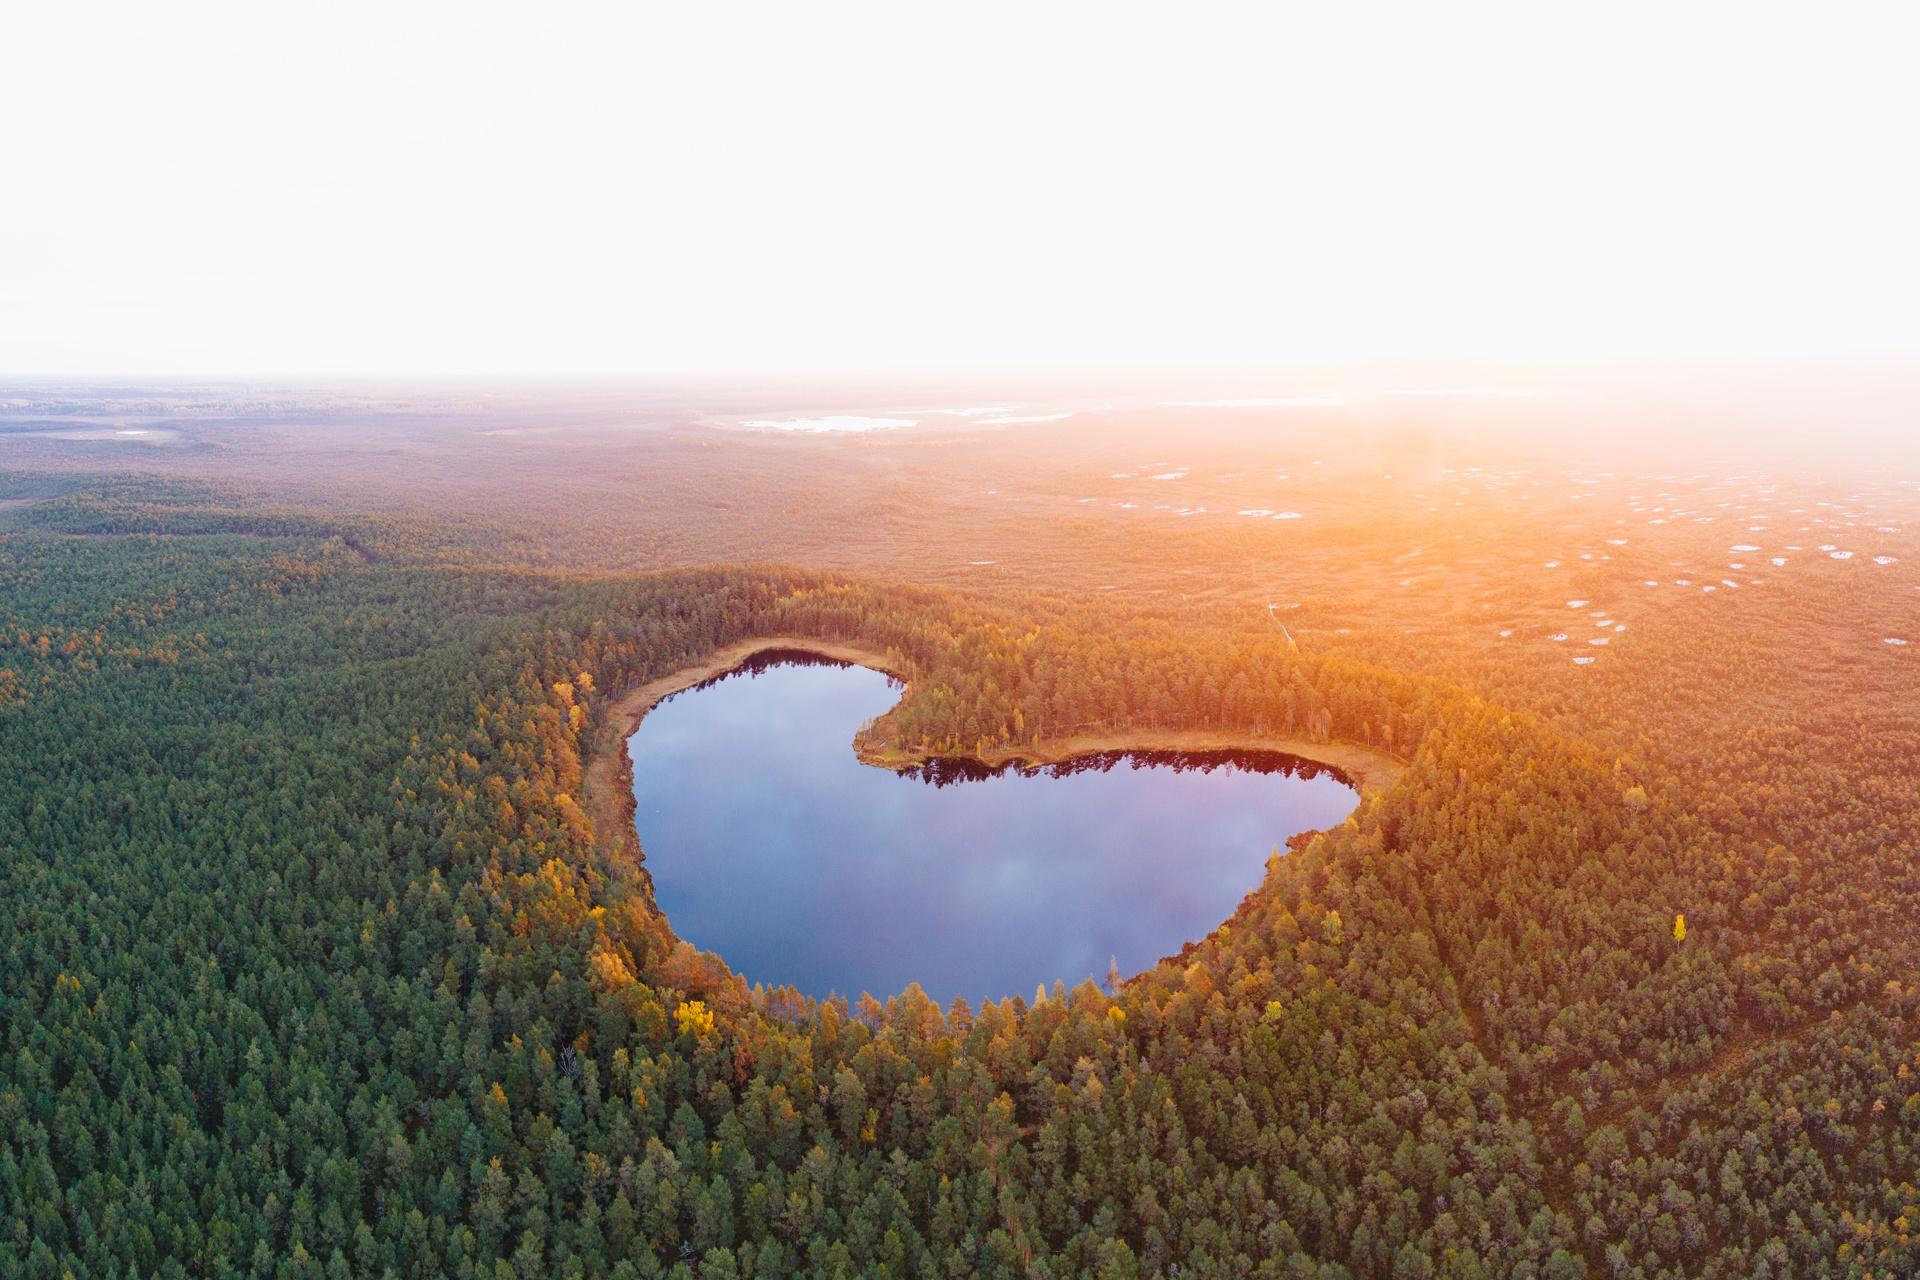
[903,748,1351,788]
[682,646,903,696]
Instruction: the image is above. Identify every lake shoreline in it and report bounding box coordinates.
[583,635,1403,857]
[583,635,910,858]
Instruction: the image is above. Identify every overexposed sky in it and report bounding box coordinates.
[3,1,1917,377]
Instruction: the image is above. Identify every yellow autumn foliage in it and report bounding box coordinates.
[674,999,715,1038]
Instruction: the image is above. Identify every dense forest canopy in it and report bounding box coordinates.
[1,468,1916,1280]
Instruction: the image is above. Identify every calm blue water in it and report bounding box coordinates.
[629,652,1358,1004]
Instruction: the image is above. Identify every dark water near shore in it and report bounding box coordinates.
[629,652,1359,1003]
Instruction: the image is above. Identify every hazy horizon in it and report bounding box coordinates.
[6,2,1917,380]
[7,358,1918,479]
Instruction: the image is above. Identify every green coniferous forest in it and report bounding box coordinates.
[2,475,1917,1280]
[9,0,1920,1271]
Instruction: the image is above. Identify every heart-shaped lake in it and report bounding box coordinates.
[629,650,1359,1003]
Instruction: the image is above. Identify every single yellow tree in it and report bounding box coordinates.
[674,999,715,1038]
[1673,913,1687,942]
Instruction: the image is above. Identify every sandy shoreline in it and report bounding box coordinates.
[582,635,1404,855]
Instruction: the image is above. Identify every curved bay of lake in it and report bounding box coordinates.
[629,651,1358,1003]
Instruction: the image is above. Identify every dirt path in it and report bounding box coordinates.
[1529,978,1892,1271]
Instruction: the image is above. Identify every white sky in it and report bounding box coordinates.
[3,1,1917,377]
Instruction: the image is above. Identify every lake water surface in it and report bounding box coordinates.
[629,652,1358,1003]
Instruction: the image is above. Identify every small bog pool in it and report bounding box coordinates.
[628,651,1358,1003]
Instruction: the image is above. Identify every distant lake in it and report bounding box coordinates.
[628,652,1358,1004]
